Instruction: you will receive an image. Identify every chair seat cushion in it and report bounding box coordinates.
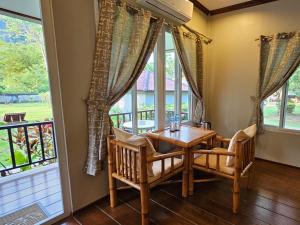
[194,148,235,176]
[243,124,257,138]
[149,153,183,183]
[226,130,248,167]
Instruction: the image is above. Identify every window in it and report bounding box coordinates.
[136,53,156,133]
[110,27,192,134]
[164,30,191,124]
[110,53,156,134]
[263,67,300,131]
[165,31,177,123]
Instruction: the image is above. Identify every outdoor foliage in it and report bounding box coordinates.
[287,100,296,113]
[0,14,49,94]
[289,67,300,96]
[144,52,176,80]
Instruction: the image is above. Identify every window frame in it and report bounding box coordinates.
[163,27,192,124]
[119,25,194,134]
[263,78,300,134]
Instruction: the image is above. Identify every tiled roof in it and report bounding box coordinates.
[137,71,189,91]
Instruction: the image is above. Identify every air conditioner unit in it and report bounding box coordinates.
[136,0,193,24]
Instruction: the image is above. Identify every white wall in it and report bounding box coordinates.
[50,0,108,211]
[207,0,300,167]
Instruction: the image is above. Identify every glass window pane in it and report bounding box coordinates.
[165,50,176,123]
[181,74,190,121]
[137,53,155,134]
[263,88,282,127]
[109,92,132,132]
[165,31,174,51]
[284,69,300,130]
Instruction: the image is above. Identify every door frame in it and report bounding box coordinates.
[40,0,72,223]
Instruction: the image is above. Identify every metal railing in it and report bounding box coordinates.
[109,110,189,129]
[0,121,57,176]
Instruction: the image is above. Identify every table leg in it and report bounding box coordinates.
[182,147,189,197]
[207,135,216,149]
[212,135,216,148]
[188,147,194,196]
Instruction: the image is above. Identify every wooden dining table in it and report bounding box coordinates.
[147,125,217,197]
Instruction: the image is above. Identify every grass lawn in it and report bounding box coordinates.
[263,104,300,130]
[0,102,53,124]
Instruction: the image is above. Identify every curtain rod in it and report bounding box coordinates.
[254,36,272,41]
[255,31,299,41]
[183,24,213,44]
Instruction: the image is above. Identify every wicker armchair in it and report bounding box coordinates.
[107,131,186,225]
[190,124,257,213]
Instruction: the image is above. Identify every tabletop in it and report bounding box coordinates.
[146,125,216,148]
[123,120,155,129]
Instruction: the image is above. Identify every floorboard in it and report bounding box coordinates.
[55,159,300,225]
[0,163,63,220]
[74,206,119,225]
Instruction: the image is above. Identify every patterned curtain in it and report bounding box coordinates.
[85,0,164,176]
[171,25,205,123]
[254,31,300,132]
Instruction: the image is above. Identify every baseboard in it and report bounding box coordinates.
[255,157,300,169]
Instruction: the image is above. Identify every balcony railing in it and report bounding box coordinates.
[110,110,189,129]
[0,121,57,177]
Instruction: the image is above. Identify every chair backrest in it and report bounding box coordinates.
[107,135,148,187]
[235,136,256,175]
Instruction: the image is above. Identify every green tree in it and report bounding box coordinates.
[165,51,175,79]
[0,14,46,65]
[143,51,176,79]
[0,14,49,94]
[289,68,300,96]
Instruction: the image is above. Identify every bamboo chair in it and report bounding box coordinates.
[107,135,186,225]
[190,125,257,213]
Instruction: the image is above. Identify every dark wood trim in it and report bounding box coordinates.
[0,7,41,22]
[210,0,278,15]
[255,157,300,169]
[192,0,278,16]
[189,0,210,15]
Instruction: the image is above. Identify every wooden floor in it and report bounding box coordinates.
[0,163,63,219]
[57,159,300,225]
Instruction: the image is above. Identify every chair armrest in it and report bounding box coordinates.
[215,135,231,148]
[216,135,231,144]
[148,151,185,162]
[192,149,236,156]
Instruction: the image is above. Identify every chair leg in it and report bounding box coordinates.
[233,179,240,213]
[246,168,252,190]
[109,174,117,208]
[188,168,194,196]
[140,184,150,225]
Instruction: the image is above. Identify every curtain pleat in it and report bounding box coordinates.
[85,0,163,175]
[254,31,300,132]
[172,25,205,123]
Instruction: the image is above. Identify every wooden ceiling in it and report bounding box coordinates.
[190,0,278,16]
